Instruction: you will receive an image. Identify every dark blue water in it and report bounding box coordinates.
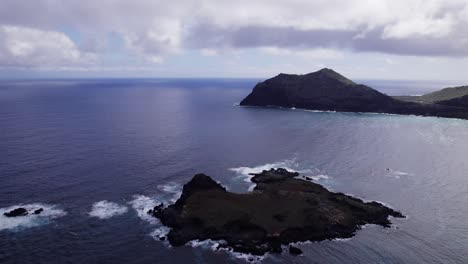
[1,79,468,263]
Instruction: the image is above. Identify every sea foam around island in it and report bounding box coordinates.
[129,182,184,246]
[0,203,67,231]
[186,239,267,263]
[129,182,182,225]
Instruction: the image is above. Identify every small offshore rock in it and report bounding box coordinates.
[4,208,28,217]
[34,208,44,215]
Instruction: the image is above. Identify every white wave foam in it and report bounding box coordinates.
[0,203,66,231]
[187,239,265,263]
[130,183,182,225]
[226,250,265,263]
[150,226,171,242]
[332,237,352,242]
[157,182,182,203]
[187,239,223,251]
[157,182,180,194]
[128,195,160,224]
[89,200,128,220]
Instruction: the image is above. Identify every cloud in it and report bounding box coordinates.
[187,23,468,56]
[259,47,344,59]
[200,48,218,56]
[0,0,468,70]
[0,25,95,67]
[147,56,164,64]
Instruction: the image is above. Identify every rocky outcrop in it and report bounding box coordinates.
[3,207,44,217]
[150,169,404,256]
[240,68,468,120]
[289,245,302,255]
[4,208,28,217]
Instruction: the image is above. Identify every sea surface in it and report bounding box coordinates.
[1,78,468,263]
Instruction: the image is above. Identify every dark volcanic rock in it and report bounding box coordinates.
[4,208,28,217]
[153,168,405,256]
[240,68,468,120]
[250,167,298,183]
[289,245,303,255]
[34,208,43,215]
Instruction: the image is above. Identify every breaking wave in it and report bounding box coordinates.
[89,200,128,219]
[128,195,160,224]
[156,182,182,203]
[129,183,182,224]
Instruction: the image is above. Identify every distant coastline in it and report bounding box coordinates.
[240,68,468,120]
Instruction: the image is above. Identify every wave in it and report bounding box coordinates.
[150,226,171,242]
[186,239,265,263]
[89,200,128,220]
[0,203,66,231]
[129,183,182,226]
[128,195,160,224]
[224,250,266,263]
[157,182,182,203]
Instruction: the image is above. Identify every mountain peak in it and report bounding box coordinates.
[317,67,334,73]
[305,68,355,85]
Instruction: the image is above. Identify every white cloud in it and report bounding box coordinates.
[147,55,164,64]
[0,0,468,73]
[382,14,455,39]
[0,25,95,67]
[259,47,344,59]
[200,48,218,56]
[384,58,397,65]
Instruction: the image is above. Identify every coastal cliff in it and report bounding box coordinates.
[240,68,468,120]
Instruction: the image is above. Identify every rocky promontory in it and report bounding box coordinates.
[240,68,468,120]
[150,168,404,256]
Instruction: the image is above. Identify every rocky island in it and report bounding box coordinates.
[3,207,43,217]
[240,68,468,120]
[149,168,404,256]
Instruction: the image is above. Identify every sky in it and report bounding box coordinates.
[1,0,468,80]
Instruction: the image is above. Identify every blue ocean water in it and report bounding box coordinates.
[1,78,468,263]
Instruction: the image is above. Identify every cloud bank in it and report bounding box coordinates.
[0,0,468,72]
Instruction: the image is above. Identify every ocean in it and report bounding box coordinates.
[1,78,468,263]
